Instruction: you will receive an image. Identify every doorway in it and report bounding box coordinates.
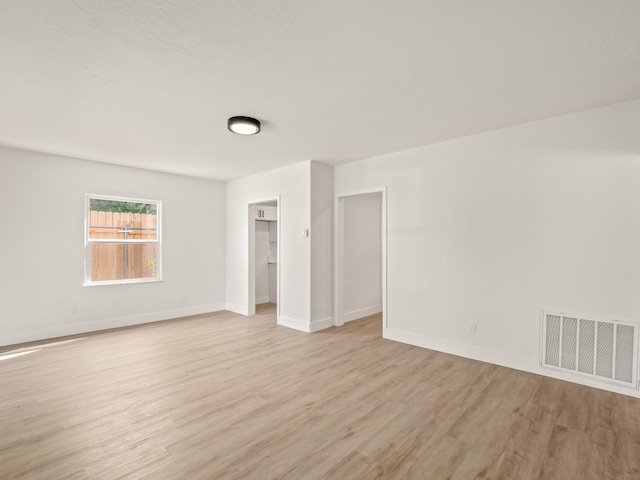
[248,197,280,319]
[334,188,386,329]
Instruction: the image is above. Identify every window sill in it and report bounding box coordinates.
[84,277,163,287]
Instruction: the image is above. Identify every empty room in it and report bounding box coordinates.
[1,1,640,479]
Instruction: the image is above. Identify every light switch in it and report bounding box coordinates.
[301,229,309,238]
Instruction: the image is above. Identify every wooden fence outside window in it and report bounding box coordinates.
[89,211,157,282]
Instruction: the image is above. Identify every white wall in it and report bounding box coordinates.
[343,192,381,321]
[226,161,311,329]
[310,162,334,328]
[334,99,640,396]
[0,146,226,346]
[255,220,270,304]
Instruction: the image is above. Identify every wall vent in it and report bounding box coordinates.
[541,311,639,389]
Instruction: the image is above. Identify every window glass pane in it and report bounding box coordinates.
[88,199,157,241]
[90,243,157,282]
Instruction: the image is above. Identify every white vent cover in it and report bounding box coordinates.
[541,311,639,389]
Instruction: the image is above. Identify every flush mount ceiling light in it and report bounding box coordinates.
[227,116,261,135]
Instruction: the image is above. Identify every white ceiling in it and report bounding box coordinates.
[1,1,639,181]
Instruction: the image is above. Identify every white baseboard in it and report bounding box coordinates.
[344,304,382,323]
[277,316,311,333]
[0,303,226,348]
[383,327,640,399]
[310,317,334,332]
[383,327,536,372]
[225,303,249,316]
[255,296,270,305]
[277,316,334,333]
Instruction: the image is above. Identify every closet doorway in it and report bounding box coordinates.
[334,188,386,330]
[248,197,279,318]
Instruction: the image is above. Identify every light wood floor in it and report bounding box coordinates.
[2,304,640,479]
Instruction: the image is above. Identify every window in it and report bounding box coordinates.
[85,194,162,285]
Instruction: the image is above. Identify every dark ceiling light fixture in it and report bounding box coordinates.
[227,116,261,135]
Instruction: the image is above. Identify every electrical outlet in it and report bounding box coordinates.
[180,293,186,302]
[70,305,78,316]
[469,323,477,334]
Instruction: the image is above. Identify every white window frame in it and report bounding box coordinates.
[84,194,163,286]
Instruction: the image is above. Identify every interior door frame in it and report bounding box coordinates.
[248,195,280,319]
[334,186,387,328]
